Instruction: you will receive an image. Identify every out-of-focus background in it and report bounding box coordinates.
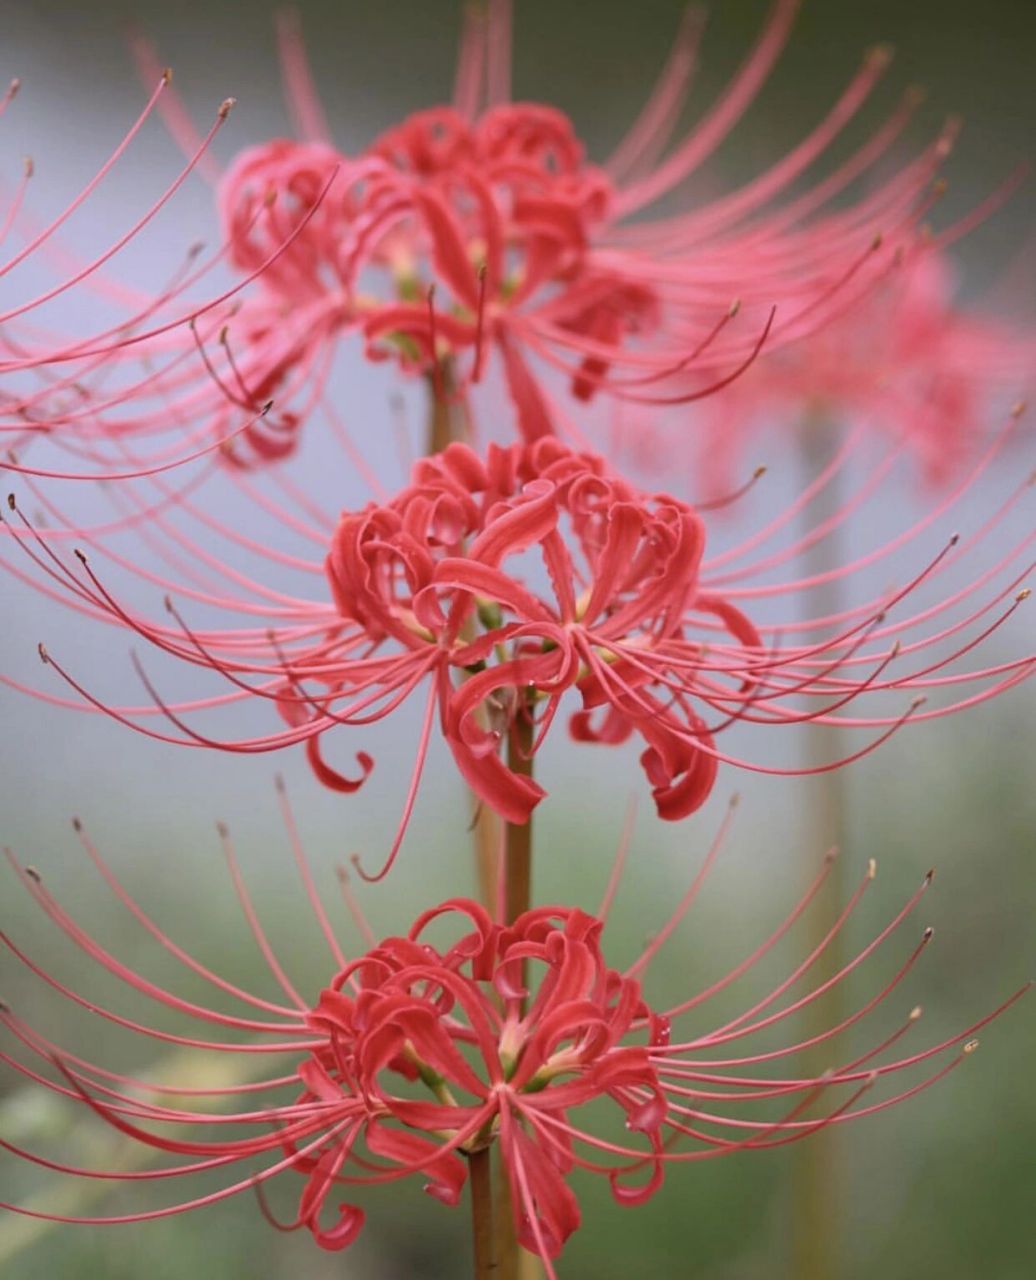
[1,2,1033,1277]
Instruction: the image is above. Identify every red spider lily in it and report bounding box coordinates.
[0,0,971,477]
[0,799,1027,1273]
[2,435,1031,878]
[676,247,1036,498]
[320,437,742,827]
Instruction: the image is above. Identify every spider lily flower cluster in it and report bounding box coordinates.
[2,432,1030,870]
[0,808,1024,1274]
[320,438,747,825]
[0,0,968,477]
[683,247,1036,497]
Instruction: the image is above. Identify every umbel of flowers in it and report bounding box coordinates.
[321,438,745,825]
[1,811,1025,1275]
[684,248,1036,497]
[4,432,1029,884]
[0,0,968,476]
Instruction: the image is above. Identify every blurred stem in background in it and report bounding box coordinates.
[425,355,467,455]
[790,417,849,1280]
[471,792,502,923]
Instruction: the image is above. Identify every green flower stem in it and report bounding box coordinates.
[504,706,535,933]
[422,371,502,916]
[493,703,540,1280]
[469,1145,496,1280]
[791,416,849,1280]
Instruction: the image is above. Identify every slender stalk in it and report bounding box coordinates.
[504,706,535,928]
[494,703,538,1280]
[472,795,501,918]
[469,1146,496,1280]
[790,417,849,1280]
[424,359,470,453]
[423,373,535,1277]
[516,1231,543,1279]
[422,369,502,913]
[422,371,510,1278]
[494,1151,520,1280]
[427,371,456,454]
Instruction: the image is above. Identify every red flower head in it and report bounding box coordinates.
[205,3,953,454]
[681,247,1036,498]
[0,1,969,477]
[1,804,1025,1272]
[321,438,744,826]
[3,434,1031,880]
[218,139,349,293]
[315,99,662,445]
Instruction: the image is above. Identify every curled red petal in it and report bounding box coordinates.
[305,738,375,794]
